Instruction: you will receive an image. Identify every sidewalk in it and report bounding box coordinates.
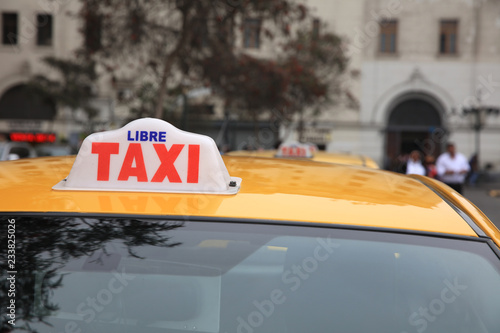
[463,175,500,229]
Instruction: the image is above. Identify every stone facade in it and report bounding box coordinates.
[0,1,86,144]
[307,0,500,170]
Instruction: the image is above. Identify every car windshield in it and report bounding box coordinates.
[2,217,500,333]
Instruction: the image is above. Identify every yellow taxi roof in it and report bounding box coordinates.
[226,150,379,169]
[1,155,497,241]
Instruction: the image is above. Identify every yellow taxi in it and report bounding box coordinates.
[1,118,499,333]
[226,144,380,169]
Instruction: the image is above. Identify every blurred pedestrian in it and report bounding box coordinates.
[436,142,470,194]
[219,144,231,155]
[468,153,479,186]
[390,152,409,173]
[424,155,438,178]
[406,150,426,176]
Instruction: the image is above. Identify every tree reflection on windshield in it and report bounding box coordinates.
[0,216,184,332]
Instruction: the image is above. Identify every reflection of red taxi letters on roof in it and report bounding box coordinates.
[96,194,220,215]
[92,142,200,183]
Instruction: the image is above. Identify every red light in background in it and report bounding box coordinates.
[10,132,56,143]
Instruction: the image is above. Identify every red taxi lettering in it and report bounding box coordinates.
[92,142,200,183]
[282,146,306,157]
[151,144,183,183]
[92,143,119,181]
[118,143,148,182]
[187,145,200,183]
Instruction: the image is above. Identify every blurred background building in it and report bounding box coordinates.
[309,0,500,171]
[0,0,114,149]
[0,0,79,147]
[0,0,499,170]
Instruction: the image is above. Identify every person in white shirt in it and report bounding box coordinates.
[406,150,426,176]
[436,142,470,194]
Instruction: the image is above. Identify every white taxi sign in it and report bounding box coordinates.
[53,118,241,194]
[275,142,316,158]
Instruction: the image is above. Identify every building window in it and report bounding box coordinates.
[312,18,320,39]
[2,13,18,45]
[439,20,458,54]
[243,18,261,49]
[85,13,102,53]
[37,14,53,46]
[379,20,397,54]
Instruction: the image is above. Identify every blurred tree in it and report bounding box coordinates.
[128,82,168,119]
[28,57,99,130]
[203,27,348,140]
[281,28,349,140]
[77,0,348,126]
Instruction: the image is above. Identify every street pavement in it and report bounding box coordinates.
[463,178,500,230]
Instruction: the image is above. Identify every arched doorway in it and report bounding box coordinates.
[385,96,445,171]
[0,84,56,120]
